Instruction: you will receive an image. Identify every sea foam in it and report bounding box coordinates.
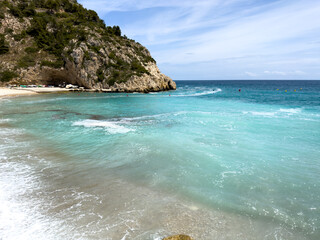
[174,88,222,97]
[73,119,134,134]
[279,108,302,114]
[243,108,302,118]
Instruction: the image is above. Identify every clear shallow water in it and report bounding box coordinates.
[0,80,319,240]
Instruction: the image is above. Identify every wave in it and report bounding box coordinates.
[0,119,12,123]
[115,111,214,123]
[244,111,276,117]
[243,108,303,118]
[73,119,134,134]
[174,88,222,97]
[73,111,214,132]
[279,108,302,114]
[0,98,11,103]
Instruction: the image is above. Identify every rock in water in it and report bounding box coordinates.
[0,0,176,92]
[163,234,193,240]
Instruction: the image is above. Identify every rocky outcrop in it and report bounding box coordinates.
[0,0,176,92]
[110,63,176,93]
[163,235,193,240]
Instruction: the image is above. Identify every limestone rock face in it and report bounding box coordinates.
[163,234,193,240]
[110,63,176,93]
[0,0,176,92]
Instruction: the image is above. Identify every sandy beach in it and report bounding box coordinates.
[0,87,71,98]
[0,87,37,98]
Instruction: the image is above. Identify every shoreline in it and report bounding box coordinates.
[0,87,74,99]
[0,87,175,99]
[0,87,38,98]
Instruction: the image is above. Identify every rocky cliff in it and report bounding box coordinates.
[0,0,176,92]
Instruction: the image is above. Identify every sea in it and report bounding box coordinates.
[0,80,319,240]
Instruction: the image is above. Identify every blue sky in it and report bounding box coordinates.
[79,0,320,80]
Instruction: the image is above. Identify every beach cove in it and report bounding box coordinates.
[0,80,319,240]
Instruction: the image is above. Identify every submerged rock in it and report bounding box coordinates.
[163,234,193,240]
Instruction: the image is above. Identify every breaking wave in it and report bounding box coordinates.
[243,108,303,118]
[73,119,135,134]
[279,108,302,114]
[174,88,222,97]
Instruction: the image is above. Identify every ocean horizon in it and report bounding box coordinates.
[1,80,319,240]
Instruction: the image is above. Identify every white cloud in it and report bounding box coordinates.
[264,70,306,76]
[294,70,306,75]
[264,71,287,76]
[245,72,258,77]
[151,1,320,64]
[79,0,221,13]
[79,0,320,79]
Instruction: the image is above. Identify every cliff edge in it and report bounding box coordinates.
[0,0,176,92]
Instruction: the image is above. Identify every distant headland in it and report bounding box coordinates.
[0,0,176,93]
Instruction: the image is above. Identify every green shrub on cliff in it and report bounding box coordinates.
[8,2,36,18]
[0,1,9,9]
[96,67,104,82]
[18,55,36,68]
[131,60,149,75]
[0,34,9,55]
[25,47,39,54]
[9,5,23,18]
[13,31,27,41]
[0,71,18,82]
[107,26,121,36]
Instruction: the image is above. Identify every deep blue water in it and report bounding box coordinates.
[1,80,319,240]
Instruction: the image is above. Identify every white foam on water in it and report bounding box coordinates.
[0,125,106,240]
[72,111,213,134]
[243,111,276,117]
[243,108,303,118]
[279,108,302,114]
[0,98,12,103]
[0,158,100,240]
[116,111,214,124]
[221,171,239,178]
[117,113,169,122]
[174,88,222,97]
[73,119,135,134]
[0,163,48,240]
[0,132,76,240]
[252,111,276,116]
[0,118,12,123]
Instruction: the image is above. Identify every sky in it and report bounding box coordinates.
[78,0,320,80]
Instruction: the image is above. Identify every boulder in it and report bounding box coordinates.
[163,234,193,240]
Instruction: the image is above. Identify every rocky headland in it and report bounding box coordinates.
[0,0,176,92]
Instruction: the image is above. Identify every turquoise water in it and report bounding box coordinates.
[0,80,319,239]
